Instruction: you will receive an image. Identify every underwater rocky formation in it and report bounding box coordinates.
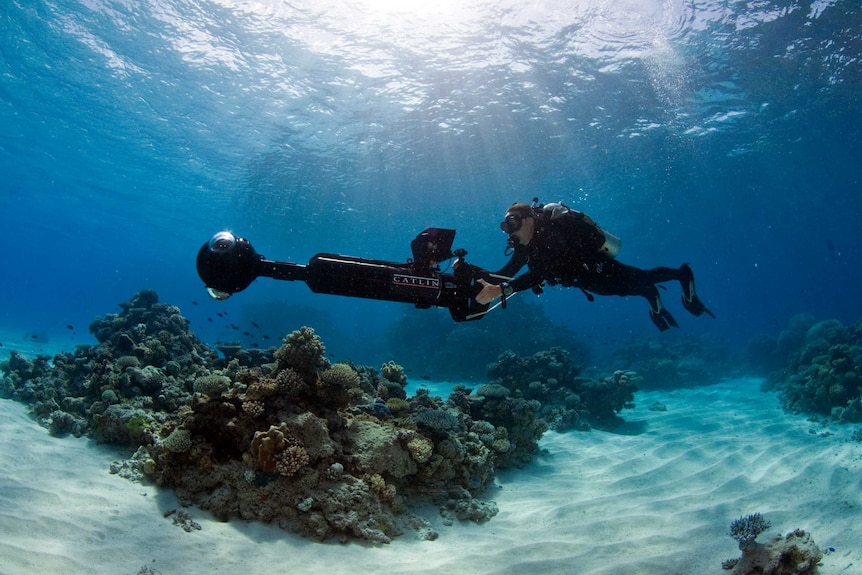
[484,347,639,431]
[765,317,862,424]
[0,290,565,543]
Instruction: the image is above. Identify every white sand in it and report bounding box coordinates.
[1,378,860,575]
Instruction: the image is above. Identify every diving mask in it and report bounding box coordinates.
[500,213,524,234]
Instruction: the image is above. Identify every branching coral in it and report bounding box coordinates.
[274,326,329,378]
[729,513,771,551]
[242,400,265,417]
[380,361,407,386]
[275,367,307,395]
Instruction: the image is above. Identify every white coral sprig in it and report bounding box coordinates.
[729,512,771,550]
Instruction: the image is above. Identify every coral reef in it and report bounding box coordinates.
[485,347,639,431]
[0,290,216,442]
[610,334,734,390]
[0,291,555,544]
[766,318,862,423]
[745,314,817,377]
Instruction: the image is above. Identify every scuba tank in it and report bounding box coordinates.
[535,199,622,258]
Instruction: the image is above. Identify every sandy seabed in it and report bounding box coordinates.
[1,377,860,575]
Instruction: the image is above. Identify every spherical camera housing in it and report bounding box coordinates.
[196,231,262,298]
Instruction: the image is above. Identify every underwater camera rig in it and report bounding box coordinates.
[195,228,493,322]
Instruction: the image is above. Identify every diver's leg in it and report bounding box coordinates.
[583,261,680,330]
[642,266,683,284]
[642,264,715,319]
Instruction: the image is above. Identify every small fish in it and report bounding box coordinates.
[66,325,74,330]
[208,317,213,322]
[421,375,431,380]
[243,331,251,336]
[192,301,198,305]
[251,343,259,348]
[0,342,3,347]
[217,312,224,317]
[31,334,38,340]
[262,335,270,340]
[251,322,260,328]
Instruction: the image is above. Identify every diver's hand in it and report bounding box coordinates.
[475,279,502,305]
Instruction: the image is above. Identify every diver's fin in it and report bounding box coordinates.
[647,290,679,331]
[650,308,679,331]
[681,295,715,318]
[679,263,716,319]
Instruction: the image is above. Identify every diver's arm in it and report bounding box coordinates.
[477,249,541,304]
[475,269,544,303]
[475,279,502,305]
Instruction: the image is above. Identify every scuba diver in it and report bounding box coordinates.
[475,200,715,331]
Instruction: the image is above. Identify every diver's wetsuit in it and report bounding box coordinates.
[496,209,709,330]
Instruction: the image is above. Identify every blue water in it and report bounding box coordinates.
[2,0,860,367]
